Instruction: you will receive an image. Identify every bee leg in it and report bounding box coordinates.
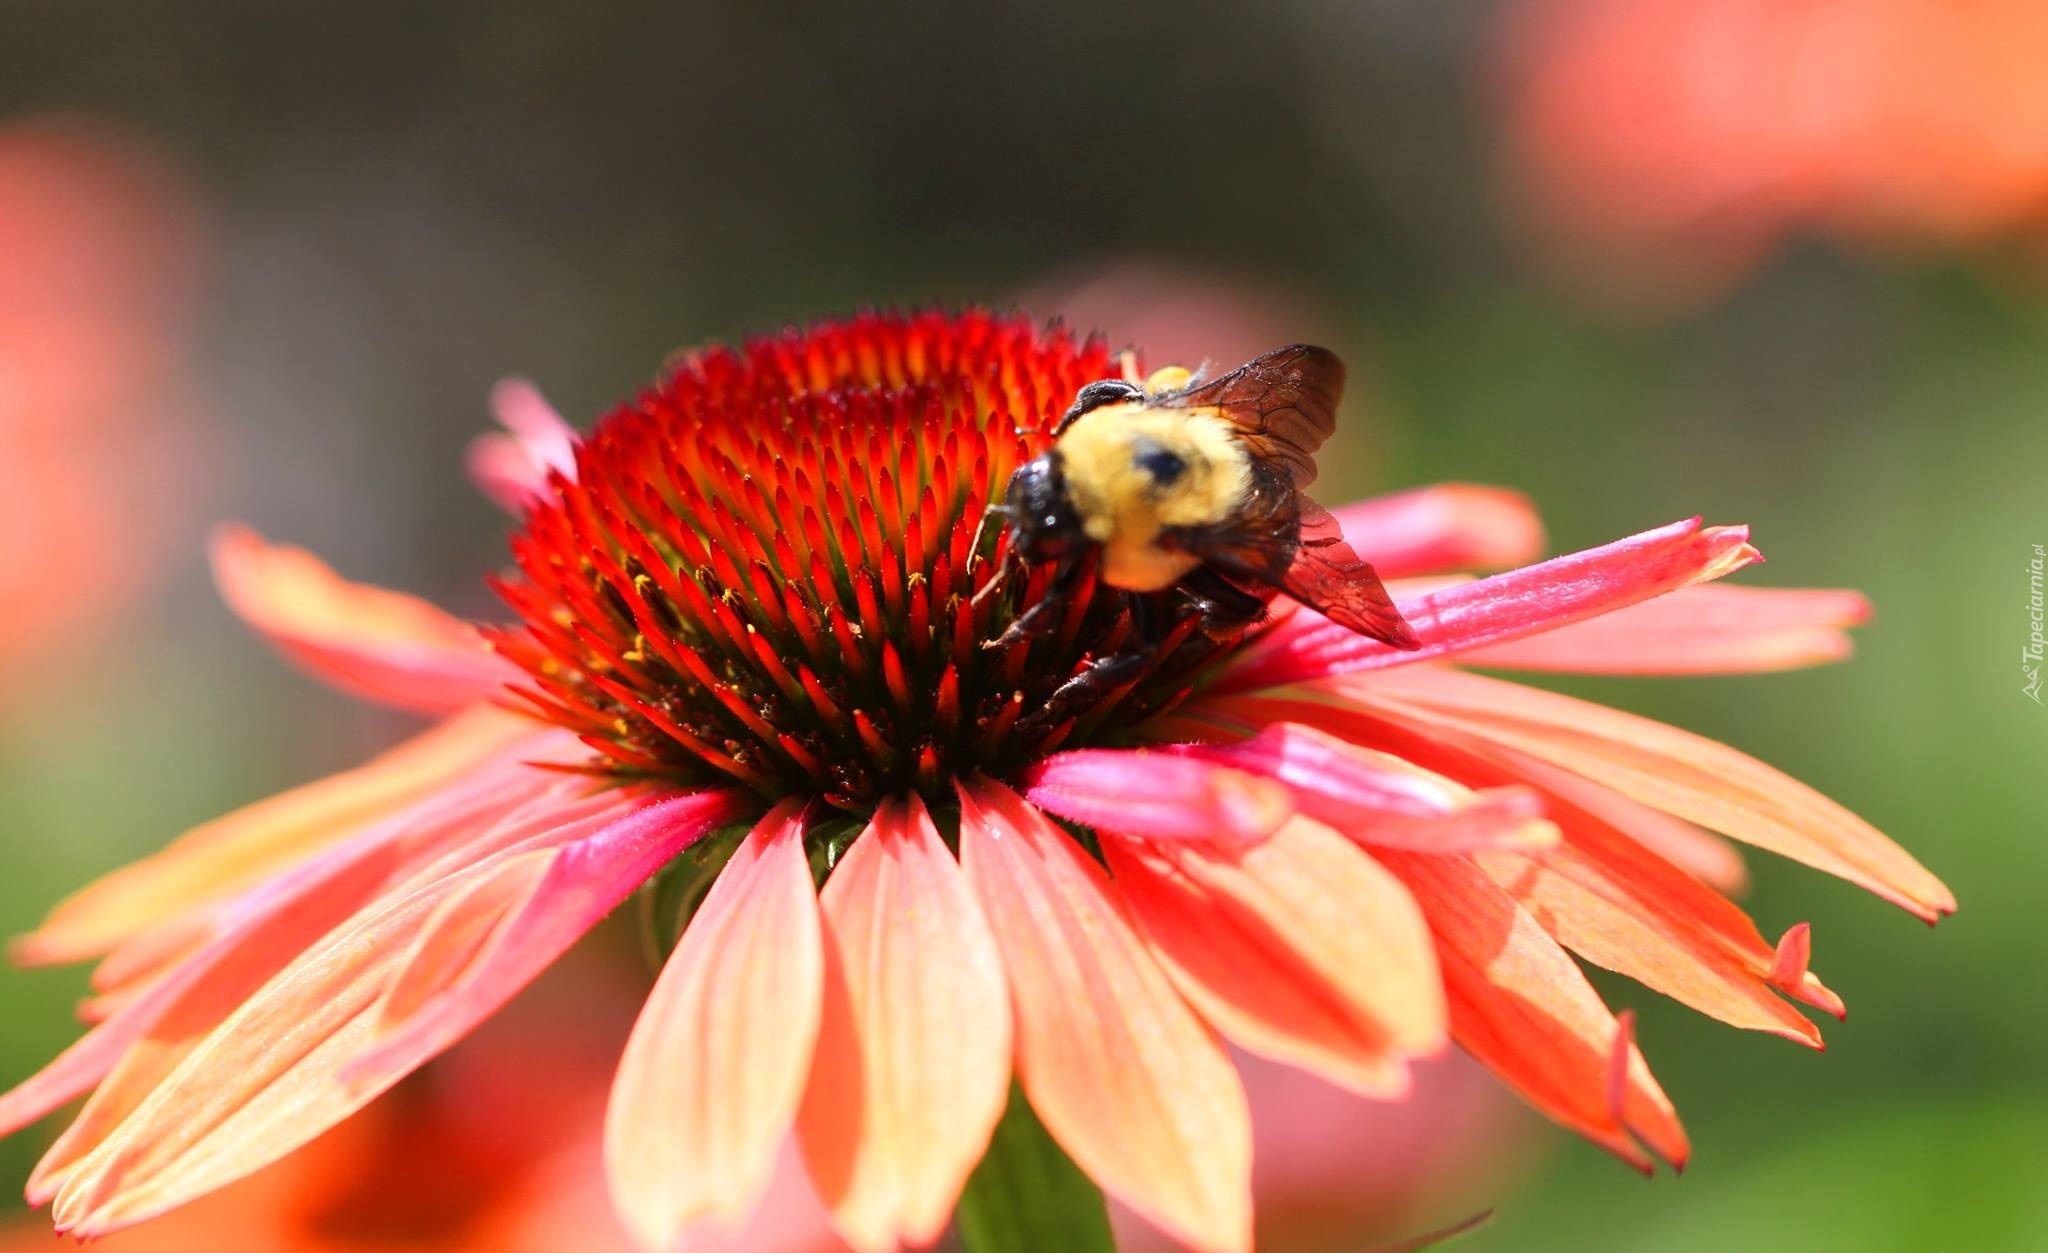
[989,554,1084,648]
[1028,592,1169,725]
[1178,567,1269,640]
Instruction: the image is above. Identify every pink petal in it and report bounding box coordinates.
[606,800,824,1251]
[1222,517,1759,691]
[0,837,406,1145]
[1379,849,1689,1172]
[349,785,698,1063]
[795,796,1012,1252]
[210,525,518,714]
[19,765,597,1204]
[1168,723,1557,852]
[957,779,1252,1253]
[1457,584,1870,674]
[1340,665,1955,922]
[466,377,580,514]
[45,791,739,1237]
[1331,485,1546,578]
[1022,749,1294,845]
[14,708,544,967]
[1105,819,1446,1097]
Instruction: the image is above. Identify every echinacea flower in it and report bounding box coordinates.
[1,311,1951,1253]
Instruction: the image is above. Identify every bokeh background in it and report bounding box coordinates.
[1,2,2042,1250]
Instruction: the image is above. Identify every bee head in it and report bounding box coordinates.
[1000,452,1086,562]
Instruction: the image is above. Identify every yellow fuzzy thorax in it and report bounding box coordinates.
[1054,404,1252,591]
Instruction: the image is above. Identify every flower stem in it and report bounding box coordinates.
[956,1085,1116,1253]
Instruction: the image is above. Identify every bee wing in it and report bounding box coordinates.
[1281,497,1421,650]
[1156,344,1345,489]
[1157,465,1301,585]
[1159,468,1421,651]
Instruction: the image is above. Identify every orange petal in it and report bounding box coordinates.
[2,838,405,1152]
[1501,753,1750,894]
[1342,666,1954,921]
[956,779,1251,1253]
[15,707,543,967]
[1769,922,1845,1020]
[21,775,612,1198]
[43,793,718,1235]
[1458,584,1870,674]
[1471,841,1824,1048]
[1378,849,1689,1172]
[48,855,551,1234]
[1104,817,1446,1097]
[1230,695,1835,1044]
[795,796,1012,1252]
[210,523,516,713]
[605,801,824,1251]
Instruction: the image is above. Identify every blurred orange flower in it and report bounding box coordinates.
[1497,0,2048,305]
[0,120,205,684]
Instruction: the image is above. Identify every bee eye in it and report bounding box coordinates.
[1133,444,1187,486]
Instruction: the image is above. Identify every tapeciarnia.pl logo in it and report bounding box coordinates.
[2027,543,2045,704]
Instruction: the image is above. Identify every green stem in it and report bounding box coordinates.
[956,1086,1117,1253]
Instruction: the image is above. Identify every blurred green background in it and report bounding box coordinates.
[0,3,2041,1250]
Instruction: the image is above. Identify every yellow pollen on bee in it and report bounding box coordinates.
[1143,364,1194,393]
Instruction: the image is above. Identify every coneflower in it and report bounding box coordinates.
[1,311,1950,1253]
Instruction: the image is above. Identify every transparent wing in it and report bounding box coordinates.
[1280,497,1421,650]
[1157,344,1345,489]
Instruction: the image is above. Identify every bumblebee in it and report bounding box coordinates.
[990,344,1420,702]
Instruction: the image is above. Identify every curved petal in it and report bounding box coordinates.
[1504,755,1751,894]
[1341,666,1955,922]
[45,791,729,1238]
[19,766,597,1202]
[796,795,1012,1252]
[1223,517,1759,691]
[1022,749,1293,846]
[1469,847,1827,1047]
[1104,818,1445,1097]
[0,838,406,1143]
[1457,584,1870,674]
[1169,723,1557,852]
[467,377,580,514]
[14,708,546,967]
[211,524,516,713]
[956,779,1251,1253]
[606,800,823,1251]
[344,791,744,1077]
[1331,485,1546,578]
[1230,696,1846,1037]
[1377,849,1689,1172]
